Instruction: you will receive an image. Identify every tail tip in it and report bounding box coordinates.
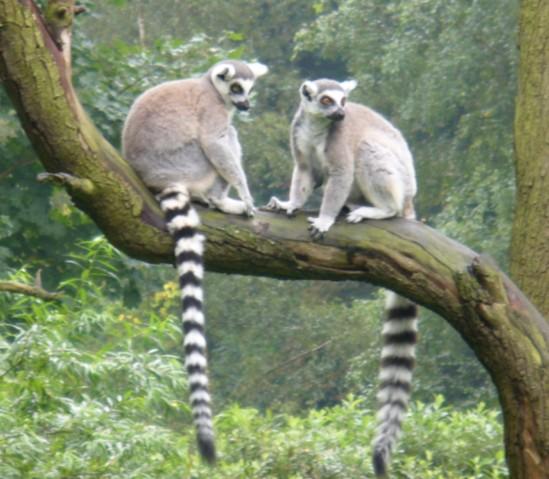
[373,448,388,478]
[198,434,216,464]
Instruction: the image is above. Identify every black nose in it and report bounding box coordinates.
[328,110,345,121]
[234,100,250,111]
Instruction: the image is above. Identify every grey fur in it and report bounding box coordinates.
[123,60,268,213]
[267,78,416,234]
[267,78,419,477]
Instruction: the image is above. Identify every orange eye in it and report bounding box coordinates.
[320,96,334,106]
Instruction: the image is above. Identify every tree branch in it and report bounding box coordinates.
[37,172,95,195]
[0,281,63,301]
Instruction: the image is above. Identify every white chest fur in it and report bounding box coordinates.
[295,120,330,173]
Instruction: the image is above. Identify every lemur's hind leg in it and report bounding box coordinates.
[344,202,391,220]
[211,197,251,215]
[347,205,397,222]
[347,144,404,223]
[206,177,253,216]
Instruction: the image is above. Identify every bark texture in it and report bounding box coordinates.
[0,1,548,477]
[511,0,549,318]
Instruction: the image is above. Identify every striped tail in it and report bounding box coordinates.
[159,185,215,463]
[372,291,418,478]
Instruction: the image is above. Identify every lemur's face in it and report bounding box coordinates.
[210,61,268,111]
[300,79,357,121]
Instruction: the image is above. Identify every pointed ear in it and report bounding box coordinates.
[248,62,269,78]
[211,63,236,81]
[300,81,318,101]
[340,79,357,95]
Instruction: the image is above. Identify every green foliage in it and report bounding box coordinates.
[0,240,189,478]
[0,214,15,269]
[206,278,383,411]
[239,112,296,203]
[79,0,318,65]
[0,1,519,473]
[73,33,244,145]
[433,166,515,267]
[344,302,497,410]
[0,90,95,279]
[0,242,505,478]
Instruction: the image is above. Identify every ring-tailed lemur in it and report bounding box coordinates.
[266,79,418,478]
[122,60,268,462]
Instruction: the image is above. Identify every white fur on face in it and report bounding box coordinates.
[319,89,346,107]
[240,79,255,94]
[301,88,346,117]
[213,76,257,108]
[227,78,255,106]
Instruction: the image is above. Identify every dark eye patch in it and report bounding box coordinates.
[320,96,335,106]
[230,83,244,94]
[341,97,347,106]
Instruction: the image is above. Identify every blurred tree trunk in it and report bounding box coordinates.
[0,1,548,478]
[511,0,549,317]
[137,0,146,48]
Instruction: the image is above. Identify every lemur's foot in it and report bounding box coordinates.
[307,216,334,240]
[265,197,298,217]
[208,196,256,217]
[346,206,396,222]
[346,209,366,223]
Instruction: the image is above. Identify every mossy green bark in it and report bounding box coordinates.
[44,0,76,38]
[0,1,548,477]
[511,0,549,319]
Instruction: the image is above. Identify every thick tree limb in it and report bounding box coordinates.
[511,1,549,317]
[0,1,548,477]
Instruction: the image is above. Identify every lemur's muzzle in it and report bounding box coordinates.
[328,109,345,121]
[234,100,250,111]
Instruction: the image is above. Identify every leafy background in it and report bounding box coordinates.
[0,0,518,476]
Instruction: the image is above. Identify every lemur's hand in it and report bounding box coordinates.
[307,216,334,240]
[265,197,298,217]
